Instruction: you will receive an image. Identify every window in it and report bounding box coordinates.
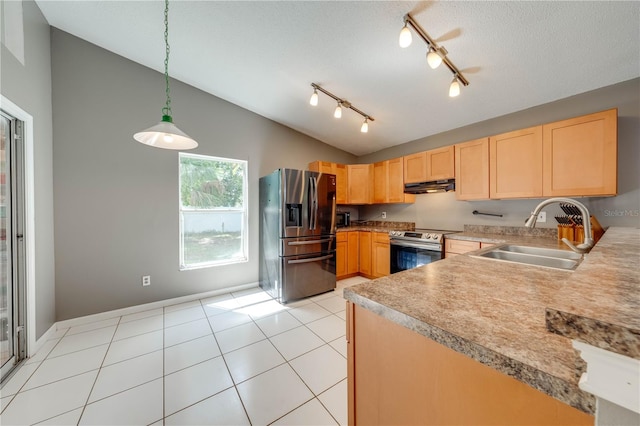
[179,153,248,269]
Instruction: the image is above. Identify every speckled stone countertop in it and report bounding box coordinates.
[343,226,640,414]
[336,221,414,233]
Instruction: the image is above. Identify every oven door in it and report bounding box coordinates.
[390,240,443,274]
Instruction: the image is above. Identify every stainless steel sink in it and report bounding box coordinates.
[472,245,583,271]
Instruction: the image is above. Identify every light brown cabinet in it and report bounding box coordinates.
[336,233,348,278]
[308,161,348,204]
[373,158,415,204]
[403,146,455,184]
[444,239,481,258]
[358,231,372,277]
[346,302,593,425]
[490,126,543,199]
[348,164,373,205]
[371,232,390,278]
[542,108,617,196]
[455,138,490,200]
[337,231,360,280]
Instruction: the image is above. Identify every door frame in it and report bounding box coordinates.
[1,95,36,357]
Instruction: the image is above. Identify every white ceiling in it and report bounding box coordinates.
[36,1,640,156]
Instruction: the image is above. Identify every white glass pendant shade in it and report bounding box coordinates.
[309,90,319,106]
[134,116,198,150]
[334,103,342,119]
[399,24,412,48]
[449,77,461,97]
[427,49,443,69]
[360,119,369,133]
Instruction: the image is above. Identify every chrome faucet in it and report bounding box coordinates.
[525,197,594,254]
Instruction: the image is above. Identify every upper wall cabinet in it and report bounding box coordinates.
[542,108,617,197]
[403,146,455,184]
[348,164,373,205]
[490,126,543,199]
[374,158,416,204]
[455,138,490,200]
[309,161,348,204]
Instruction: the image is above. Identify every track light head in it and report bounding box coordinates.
[426,48,443,69]
[449,76,461,97]
[361,118,369,133]
[399,23,412,48]
[309,88,319,106]
[334,102,342,119]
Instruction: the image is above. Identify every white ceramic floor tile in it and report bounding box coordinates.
[272,398,338,425]
[164,318,212,347]
[232,288,272,307]
[48,326,116,358]
[215,322,266,354]
[25,338,60,365]
[23,344,108,391]
[318,379,348,426]
[113,315,163,341]
[119,308,163,323]
[164,334,221,374]
[103,330,163,366]
[164,387,250,426]
[201,294,241,317]
[334,310,347,321]
[0,394,12,412]
[315,295,347,313]
[66,318,120,336]
[236,299,289,320]
[0,370,98,425]
[88,350,162,403]
[80,378,163,425]
[164,305,206,328]
[283,298,313,308]
[290,345,347,395]
[306,315,346,343]
[207,310,252,332]
[329,336,347,359]
[164,299,202,313]
[0,362,40,396]
[35,408,83,425]
[254,311,302,337]
[309,290,338,302]
[223,339,285,384]
[289,303,332,324]
[236,364,314,425]
[269,326,324,361]
[164,356,233,416]
[46,328,69,340]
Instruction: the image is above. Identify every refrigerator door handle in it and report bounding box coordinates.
[288,239,333,245]
[287,254,334,264]
[309,176,318,230]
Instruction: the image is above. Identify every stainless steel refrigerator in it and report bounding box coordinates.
[259,169,337,303]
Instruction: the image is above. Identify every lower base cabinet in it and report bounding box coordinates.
[337,231,390,280]
[337,231,360,280]
[346,302,593,425]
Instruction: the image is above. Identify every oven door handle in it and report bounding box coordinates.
[390,240,441,250]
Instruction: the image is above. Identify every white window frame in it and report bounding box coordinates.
[178,153,248,270]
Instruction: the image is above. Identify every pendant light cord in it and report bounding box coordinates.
[162,0,172,119]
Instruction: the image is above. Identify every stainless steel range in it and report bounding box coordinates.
[389,229,458,273]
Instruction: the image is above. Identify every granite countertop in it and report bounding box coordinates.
[336,221,414,233]
[343,226,640,415]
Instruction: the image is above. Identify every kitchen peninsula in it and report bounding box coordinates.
[344,226,639,425]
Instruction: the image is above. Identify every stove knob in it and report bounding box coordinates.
[425,234,433,239]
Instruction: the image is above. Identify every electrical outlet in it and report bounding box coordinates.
[537,212,546,223]
[142,275,151,286]
[381,211,387,219]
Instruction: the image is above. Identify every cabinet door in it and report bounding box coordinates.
[336,233,348,279]
[358,232,372,276]
[444,239,481,256]
[335,163,348,204]
[426,146,455,180]
[490,126,543,199]
[403,152,427,183]
[388,157,415,203]
[455,138,489,200]
[372,232,390,278]
[348,164,373,204]
[347,231,359,275]
[543,108,617,197]
[308,161,333,174]
[373,161,388,204]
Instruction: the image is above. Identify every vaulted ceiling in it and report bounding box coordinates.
[37,1,640,155]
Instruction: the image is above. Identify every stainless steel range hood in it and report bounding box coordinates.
[404,178,456,194]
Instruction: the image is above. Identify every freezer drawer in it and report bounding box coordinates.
[280,251,336,303]
[281,235,336,257]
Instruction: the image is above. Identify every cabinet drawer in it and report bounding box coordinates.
[337,232,348,243]
[373,232,390,244]
[445,239,481,254]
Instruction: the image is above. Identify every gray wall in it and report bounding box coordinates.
[0,1,56,339]
[359,78,640,231]
[51,29,356,321]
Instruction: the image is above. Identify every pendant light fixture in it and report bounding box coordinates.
[308,83,374,134]
[398,23,412,48]
[133,0,198,150]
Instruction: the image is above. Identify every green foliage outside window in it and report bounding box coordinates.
[180,157,244,209]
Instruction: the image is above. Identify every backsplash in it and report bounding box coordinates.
[349,220,415,230]
[463,224,557,239]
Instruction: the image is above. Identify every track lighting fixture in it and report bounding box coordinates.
[399,13,469,97]
[309,83,375,133]
[309,88,319,106]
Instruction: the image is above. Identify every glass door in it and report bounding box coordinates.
[0,111,25,383]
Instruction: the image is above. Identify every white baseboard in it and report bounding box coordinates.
[30,322,58,357]
[56,282,260,330]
